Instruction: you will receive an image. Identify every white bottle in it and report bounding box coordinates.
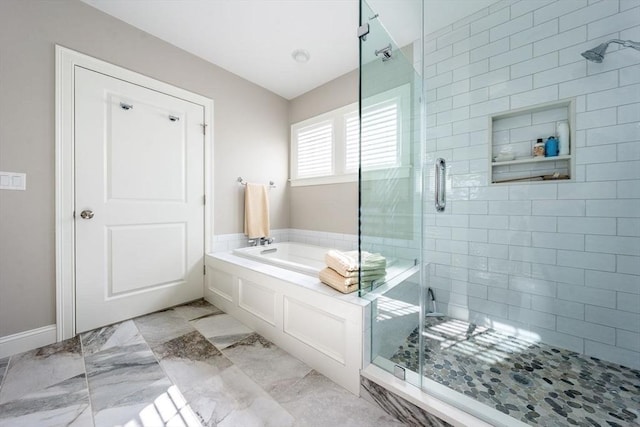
[556,121,569,156]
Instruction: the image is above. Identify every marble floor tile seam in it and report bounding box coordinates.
[137,321,287,425]
[145,327,300,426]
[79,320,185,427]
[216,332,316,404]
[78,329,97,425]
[78,335,95,426]
[0,338,94,427]
[257,366,314,405]
[0,357,10,393]
[0,357,11,401]
[77,312,263,426]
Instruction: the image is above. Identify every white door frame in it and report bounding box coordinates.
[55,45,214,341]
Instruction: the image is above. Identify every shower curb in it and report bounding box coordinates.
[360,375,453,427]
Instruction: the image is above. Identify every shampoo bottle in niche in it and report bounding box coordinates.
[545,136,558,157]
[533,138,545,157]
[556,121,569,155]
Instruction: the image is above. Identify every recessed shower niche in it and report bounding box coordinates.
[489,99,576,184]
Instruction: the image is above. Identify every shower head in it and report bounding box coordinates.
[581,39,640,63]
[581,42,609,63]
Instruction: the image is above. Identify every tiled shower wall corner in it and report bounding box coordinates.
[423,0,639,369]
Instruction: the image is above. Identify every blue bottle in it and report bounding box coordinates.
[545,136,558,157]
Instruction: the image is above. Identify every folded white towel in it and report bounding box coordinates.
[340,268,387,279]
[244,183,270,239]
[319,267,385,294]
[325,250,386,276]
[336,267,387,280]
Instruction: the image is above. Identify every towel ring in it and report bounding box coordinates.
[237,176,275,188]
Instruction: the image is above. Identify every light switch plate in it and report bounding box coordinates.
[0,171,26,191]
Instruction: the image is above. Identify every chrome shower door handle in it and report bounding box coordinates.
[435,158,446,212]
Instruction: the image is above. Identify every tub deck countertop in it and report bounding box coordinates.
[207,251,418,307]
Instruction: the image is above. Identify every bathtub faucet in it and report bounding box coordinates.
[248,237,274,246]
[260,237,274,246]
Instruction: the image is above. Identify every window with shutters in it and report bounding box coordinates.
[290,84,410,186]
[345,99,401,173]
[294,120,334,178]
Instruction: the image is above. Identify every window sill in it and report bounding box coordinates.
[289,166,412,187]
[289,173,357,187]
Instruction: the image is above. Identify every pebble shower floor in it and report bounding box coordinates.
[390,316,639,426]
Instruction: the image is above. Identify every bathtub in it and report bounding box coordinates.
[232,242,329,276]
[204,243,368,395]
[206,245,495,425]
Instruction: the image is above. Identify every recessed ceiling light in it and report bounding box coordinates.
[291,49,310,63]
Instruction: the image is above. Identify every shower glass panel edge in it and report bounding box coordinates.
[358,0,425,389]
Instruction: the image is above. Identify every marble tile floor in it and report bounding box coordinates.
[0,300,403,427]
[390,316,640,427]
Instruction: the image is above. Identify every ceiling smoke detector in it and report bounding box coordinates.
[291,49,310,63]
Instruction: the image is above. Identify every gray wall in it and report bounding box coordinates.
[0,0,289,337]
[288,69,359,234]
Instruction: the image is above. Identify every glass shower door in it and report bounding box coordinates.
[359,0,424,387]
[419,1,640,425]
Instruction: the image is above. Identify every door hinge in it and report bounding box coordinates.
[203,265,206,275]
[72,211,76,219]
[203,194,206,205]
[201,123,208,135]
[357,23,370,40]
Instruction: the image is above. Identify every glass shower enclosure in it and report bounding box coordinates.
[360,0,639,426]
[358,0,424,388]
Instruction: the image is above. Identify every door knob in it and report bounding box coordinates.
[80,210,94,219]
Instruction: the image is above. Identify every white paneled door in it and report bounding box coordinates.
[74,67,204,333]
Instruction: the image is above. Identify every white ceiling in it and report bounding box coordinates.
[82,0,496,100]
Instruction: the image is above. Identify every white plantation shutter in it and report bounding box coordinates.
[295,121,333,178]
[345,100,399,172]
[361,101,398,169]
[345,113,360,172]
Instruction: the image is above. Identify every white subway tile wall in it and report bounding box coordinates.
[424,0,639,369]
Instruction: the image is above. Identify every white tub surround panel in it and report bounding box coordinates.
[205,252,368,395]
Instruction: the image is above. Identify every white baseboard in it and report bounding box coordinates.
[0,325,57,359]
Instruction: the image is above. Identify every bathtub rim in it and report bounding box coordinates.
[231,242,329,277]
[207,251,369,307]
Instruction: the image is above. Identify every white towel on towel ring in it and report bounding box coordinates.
[244,183,270,239]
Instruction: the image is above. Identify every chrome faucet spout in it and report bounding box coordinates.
[259,237,274,246]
